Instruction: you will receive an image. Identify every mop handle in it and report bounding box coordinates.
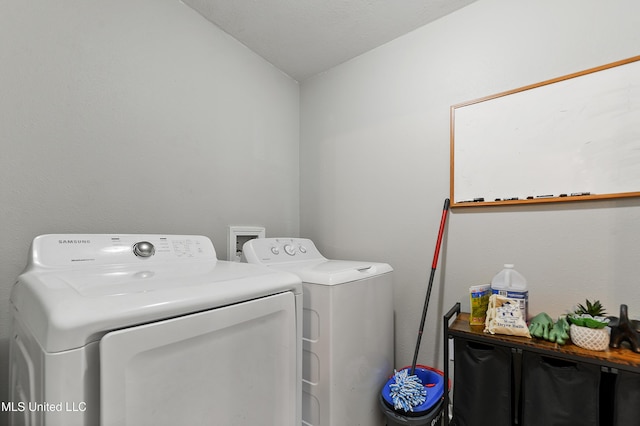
[431,199,450,269]
[410,198,450,375]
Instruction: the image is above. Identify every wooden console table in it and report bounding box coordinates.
[443,303,640,426]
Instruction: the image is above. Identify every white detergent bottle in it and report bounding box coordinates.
[491,264,529,320]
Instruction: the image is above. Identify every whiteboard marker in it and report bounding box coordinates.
[570,192,591,196]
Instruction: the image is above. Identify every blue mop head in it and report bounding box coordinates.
[389,369,427,412]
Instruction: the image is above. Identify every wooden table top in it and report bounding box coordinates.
[449,312,640,373]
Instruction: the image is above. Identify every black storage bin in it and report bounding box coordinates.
[522,352,600,426]
[613,370,640,426]
[452,338,513,426]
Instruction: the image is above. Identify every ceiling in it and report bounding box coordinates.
[182,0,478,81]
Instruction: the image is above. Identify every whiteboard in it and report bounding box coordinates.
[450,56,640,207]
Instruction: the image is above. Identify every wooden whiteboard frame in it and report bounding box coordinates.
[450,55,640,208]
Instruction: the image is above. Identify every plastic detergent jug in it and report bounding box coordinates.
[491,264,528,320]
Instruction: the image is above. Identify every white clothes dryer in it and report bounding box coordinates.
[9,234,302,426]
[243,238,394,426]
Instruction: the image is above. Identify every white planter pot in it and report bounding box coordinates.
[569,324,610,351]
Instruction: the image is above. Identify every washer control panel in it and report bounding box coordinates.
[243,238,325,265]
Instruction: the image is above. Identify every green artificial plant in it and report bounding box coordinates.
[567,299,609,329]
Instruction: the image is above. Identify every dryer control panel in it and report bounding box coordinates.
[243,238,325,264]
[27,234,217,269]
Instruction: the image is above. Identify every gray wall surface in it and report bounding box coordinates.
[300,0,640,370]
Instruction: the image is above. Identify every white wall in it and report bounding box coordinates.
[300,0,640,370]
[0,0,299,413]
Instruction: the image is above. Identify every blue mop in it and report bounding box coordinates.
[389,369,427,411]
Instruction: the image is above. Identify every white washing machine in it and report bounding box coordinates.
[8,234,303,426]
[243,238,394,426]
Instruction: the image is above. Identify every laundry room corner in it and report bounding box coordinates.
[2,0,640,424]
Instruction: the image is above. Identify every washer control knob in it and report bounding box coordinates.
[283,244,296,256]
[299,245,307,254]
[270,246,280,255]
[133,241,155,258]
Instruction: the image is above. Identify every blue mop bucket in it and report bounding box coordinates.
[380,365,447,425]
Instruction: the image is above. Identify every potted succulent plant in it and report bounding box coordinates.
[567,299,611,351]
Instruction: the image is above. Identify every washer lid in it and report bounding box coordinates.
[10,234,302,353]
[270,259,392,285]
[243,237,392,285]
